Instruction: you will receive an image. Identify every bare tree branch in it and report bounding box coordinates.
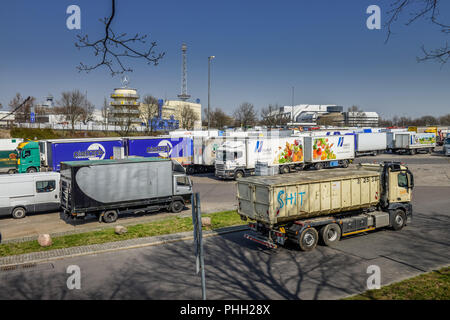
[385,0,450,65]
[75,0,165,76]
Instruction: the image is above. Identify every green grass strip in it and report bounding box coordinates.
[344,266,450,300]
[0,210,244,258]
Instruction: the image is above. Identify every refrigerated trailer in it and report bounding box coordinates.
[15,138,125,173]
[303,135,354,170]
[237,162,413,251]
[60,158,192,223]
[354,132,387,156]
[390,132,436,155]
[125,136,193,165]
[215,136,305,180]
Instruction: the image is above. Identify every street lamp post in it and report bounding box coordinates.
[208,56,215,131]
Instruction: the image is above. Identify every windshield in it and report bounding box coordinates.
[216,151,242,161]
[445,138,450,145]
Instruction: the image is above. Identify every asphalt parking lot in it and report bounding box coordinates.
[0,150,449,242]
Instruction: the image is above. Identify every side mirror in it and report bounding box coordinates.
[407,171,414,189]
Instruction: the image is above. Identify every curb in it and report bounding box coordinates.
[0,225,249,268]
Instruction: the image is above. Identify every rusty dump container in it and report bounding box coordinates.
[237,168,381,226]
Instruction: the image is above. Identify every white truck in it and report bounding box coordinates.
[0,172,61,219]
[354,132,387,156]
[303,134,355,170]
[215,137,305,180]
[389,132,436,155]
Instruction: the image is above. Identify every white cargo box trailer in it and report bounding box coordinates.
[215,136,305,179]
[303,135,354,170]
[355,132,387,156]
[393,132,436,154]
[0,138,23,151]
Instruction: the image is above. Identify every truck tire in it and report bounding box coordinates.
[340,160,349,168]
[409,149,416,155]
[7,169,17,174]
[297,228,319,251]
[26,167,37,173]
[186,166,195,175]
[280,165,290,174]
[391,209,406,231]
[171,200,184,213]
[314,163,323,170]
[319,223,341,246]
[102,210,118,223]
[12,207,26,219]
[234,171,244,180]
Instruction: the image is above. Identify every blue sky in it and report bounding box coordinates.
[0,0,449,119]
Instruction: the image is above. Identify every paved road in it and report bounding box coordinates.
[0,186,448,300]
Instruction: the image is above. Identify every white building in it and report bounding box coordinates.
[267,104,343,124]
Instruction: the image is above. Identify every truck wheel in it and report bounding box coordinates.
[171,200,184,213]
[7,169,17,174]
[391,209,406,231]
[234,171,244,180]
[186,166,195,175]
[409,149,416,155]
[340,160,349,168]
[12,207,26,219]
[314,163,323,170]
[102,210,118,223]
[319,223,341,246]
[280,165,290,174]
[297,228,318,251]
[26,167,37,173]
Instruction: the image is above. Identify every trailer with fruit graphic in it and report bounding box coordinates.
[215,137,305,179]
[304,135,355,170]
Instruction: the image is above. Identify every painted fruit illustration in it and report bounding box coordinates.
[313,138,336,160]
[276,140,303,164]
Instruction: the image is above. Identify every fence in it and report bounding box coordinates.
[10,122,152,133]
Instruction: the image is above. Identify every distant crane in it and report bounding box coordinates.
[177,43,191,101]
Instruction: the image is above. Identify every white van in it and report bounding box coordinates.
[0,172,61,219]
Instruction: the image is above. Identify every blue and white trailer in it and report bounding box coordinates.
[40,138,124,171]
[125,136,193,166]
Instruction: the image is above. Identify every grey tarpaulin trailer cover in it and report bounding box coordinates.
[60,157,192,222]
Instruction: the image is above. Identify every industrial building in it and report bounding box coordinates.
[265,104,379,127]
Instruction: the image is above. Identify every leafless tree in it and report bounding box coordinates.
[180,105,199,130]
[385,0,450,65]
[9,93,35,123]
[233,102,258,128]
[101,97,110,130]
[141,95,159,132]
[75,0,165,76]
[209,108,233,129]
[56,90,92,132]
[260,104,289,128]
[438,114,450,125]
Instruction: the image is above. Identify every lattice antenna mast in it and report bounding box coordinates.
[177,43,191,101]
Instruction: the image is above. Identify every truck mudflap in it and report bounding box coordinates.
[244,233,278,249]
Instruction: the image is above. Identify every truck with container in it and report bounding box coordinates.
[390,132,436,155]
[354,132,387,156]
[0,172,60,219]
[15,138,125,173]
[303,134,354,170]
[237,162,413,251]
[60,158,192,223]
[215,136,305,180]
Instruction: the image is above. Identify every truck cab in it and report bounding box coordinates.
[215,140,246,179]
[443,135,450,157]
[16,141,41,173]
